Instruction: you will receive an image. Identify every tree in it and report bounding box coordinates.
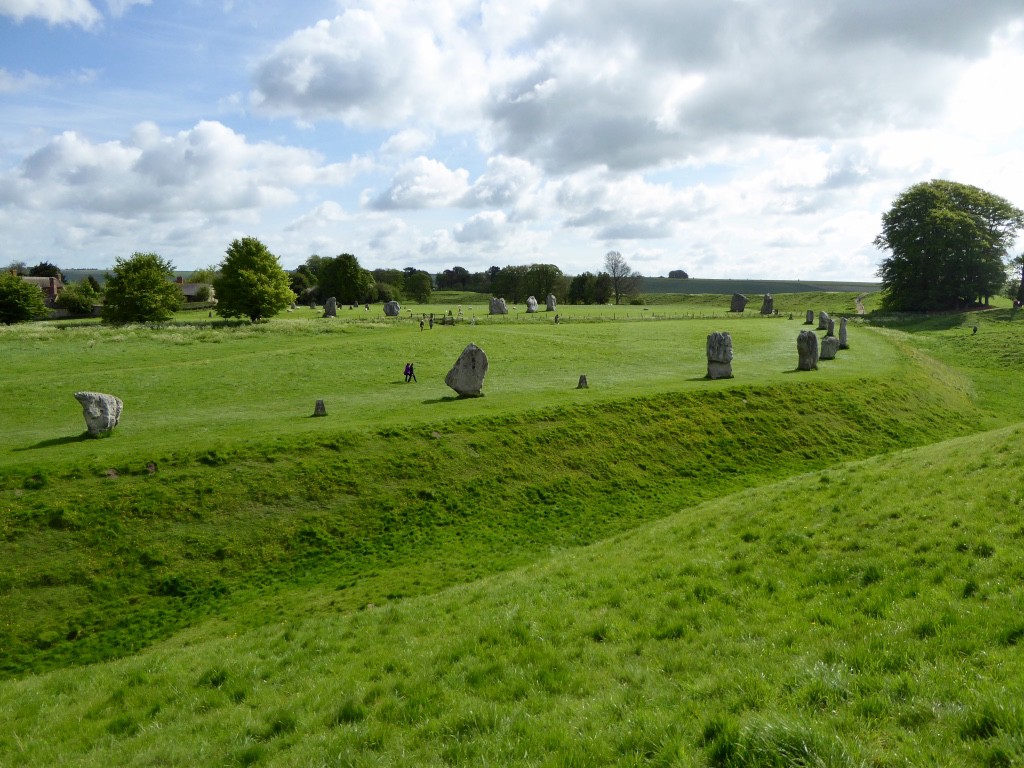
[524,263,566,301]
[568,272,596,304]
[404,271,432,303]
[490,265,529,302]
[594,272,613,304]
[319,254,374,305]
[604,251,641,305]
[214,237,295,322]
[1006,253,1024,304]
[55,280,98,315]
[0,272,49,324]
[85,274,102,293]
[668,269,689,279]
[102,253,183,324]
[4,261,28,276]
[29,261,64,280]
[875,180,1024,311]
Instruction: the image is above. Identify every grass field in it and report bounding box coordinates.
[2,292,1023,766]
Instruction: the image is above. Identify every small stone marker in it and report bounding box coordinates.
[384,300,401,317]
[577,375,588,389]
[323,297,337,317]
[805,309,814,325]
[526,296,538,313]
[730,293,749,312]
[817,311,830,331]
[74,391,123,436]
[445,343,488,397]
[706,331,734,380]
[489,297,508,315]
[547,294,557,312]
[760,294,774,315]
[839,317,849,349]
[797,331,819,371]
[820,336,840,360]
[312,399,327,417]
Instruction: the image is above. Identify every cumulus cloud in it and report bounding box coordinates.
[367,156,470,210]
[453,210,508,244]
[0,0,101,27]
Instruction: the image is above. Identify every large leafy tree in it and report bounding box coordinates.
[876,180,1024,311]
[403,270,432,303]
[29,261,64,279]
[0,272,49,324]
[214,237,294,322]
[55,279,99,315]
[102,253,183,324]
[319,254,375,305]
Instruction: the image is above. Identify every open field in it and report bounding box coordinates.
[2,294,1023,766]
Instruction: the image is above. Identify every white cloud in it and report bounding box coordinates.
[453,210,508,244]
[104,0,148,17]
[367,156,470,210]
[0,68,48,93]
[0,0,101,27]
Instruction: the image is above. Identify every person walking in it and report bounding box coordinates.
[408,362,417,382]
[404,362,412,382]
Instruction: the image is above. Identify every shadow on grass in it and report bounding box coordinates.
[15,432,92,451]
[422,397,462,404]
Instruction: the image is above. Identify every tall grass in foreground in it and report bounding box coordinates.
[2,422,1022,766]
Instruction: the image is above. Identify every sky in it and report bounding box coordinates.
[2,1,1023,280]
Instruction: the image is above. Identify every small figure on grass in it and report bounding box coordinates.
[404,362,417,383]
[420,319,425,331]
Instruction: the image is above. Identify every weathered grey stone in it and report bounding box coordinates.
[384,300,401,317]
[730,293,749,312]
[577,375,588,389]
[445,343,488,397]
[817,311,830,331]
[839,317,849,349]
[526,296,538,313]
[489,297,508,315]
[546,294,557,312]
[313,399,327,417]
[805,309,814,325]
[820,336,840,360]
[706,331,734,380]
[826,317,835,337]
[74,391,123,436]
[797,331,818,371]
[760,294,774,315]
[323,297,337,317]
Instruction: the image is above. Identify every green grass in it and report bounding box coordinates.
[1,296,1023,766]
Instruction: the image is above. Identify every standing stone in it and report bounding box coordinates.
[489,297,508,315]
[384,300,401,317]
[546,294,557,312]
[820,336,840,360]
[323,297,337,317]
[577,375,588,389]
[706,331,734,380]
[445,343,488,397]
[74,391,123,436]
[797,331,819,371]
[526,296,538,313]
[730,293,749,312]
[826,317,835,337]
[805,310,814,325]
[760,294,774,315]
[817,311,831,331]
[839,317,849,349]
[312,399,327,417]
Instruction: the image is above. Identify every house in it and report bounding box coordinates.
[174,276,215,303]
[21,276,64,306]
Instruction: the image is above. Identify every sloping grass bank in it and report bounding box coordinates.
[2,416,1021,767]
[1,340,978,678]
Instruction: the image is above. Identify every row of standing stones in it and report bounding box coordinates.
[706,311,850,379]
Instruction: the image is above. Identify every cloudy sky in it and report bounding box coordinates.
[2,0,1023,279]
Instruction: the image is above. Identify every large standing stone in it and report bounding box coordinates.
[804,310,814,325]
[730,293,749,313]
[546,294,557,312]
[760,294,774,315]
[445,343,489,397]
[526,296,538,313]
[323,297,337,317]
[817,311,831,331]
[797,331,819,371]
[489,297,508,315]
[839,317,849,349]
[826,317,835,337]
[820,336,841,360]
[74,391,123,436]
[384,300,401,317]
[706,331,734,380]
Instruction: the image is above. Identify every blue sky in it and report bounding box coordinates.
[2,0,1023,279]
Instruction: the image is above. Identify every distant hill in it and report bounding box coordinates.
[640,277,880,294]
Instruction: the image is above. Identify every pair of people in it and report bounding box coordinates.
[404,362,417,383]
